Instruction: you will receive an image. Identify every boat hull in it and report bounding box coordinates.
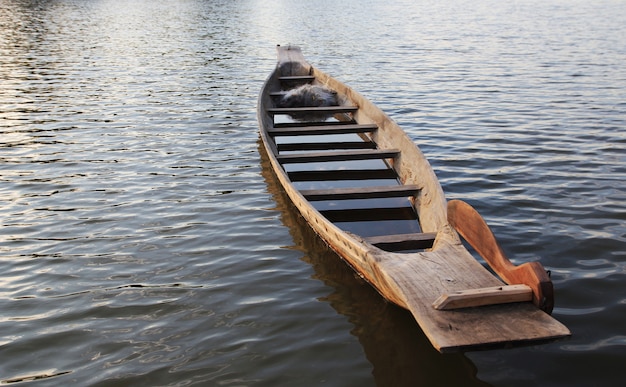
[257,45,570,352]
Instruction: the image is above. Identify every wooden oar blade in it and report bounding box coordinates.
[447,199,554,314]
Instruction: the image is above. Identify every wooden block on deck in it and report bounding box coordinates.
[433,284,533,310]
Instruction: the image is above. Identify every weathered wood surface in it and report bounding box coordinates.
[257,45,570,352]
[433,284,533,310]
[447,199,555,313]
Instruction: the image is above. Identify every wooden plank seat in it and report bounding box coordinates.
[276,148,400,164]
[287,169,398,182]
[364,232,437,251]
[277,141,377,152]
[320,207,417,222]
[273,120,357,128]
[267,106,359,116]
[300,185,421,201]
[268,123,378,136]
[279,75,315,83]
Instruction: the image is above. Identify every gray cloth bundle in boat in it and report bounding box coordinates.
[278,84,338,108]
[278,84,338,121]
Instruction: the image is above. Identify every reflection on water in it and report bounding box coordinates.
[1,0,625,385]
[260,144,490,386]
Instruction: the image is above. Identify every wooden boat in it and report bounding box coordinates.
[257,45,570,353]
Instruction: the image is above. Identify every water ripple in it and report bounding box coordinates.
[1,0,625,386]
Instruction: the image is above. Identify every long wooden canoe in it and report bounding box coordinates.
[257,45,570,353]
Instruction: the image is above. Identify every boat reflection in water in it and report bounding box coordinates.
[259,143,490,386]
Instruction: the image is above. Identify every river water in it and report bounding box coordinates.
[1,0,624,385]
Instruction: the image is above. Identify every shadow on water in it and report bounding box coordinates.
[258,141,491,387]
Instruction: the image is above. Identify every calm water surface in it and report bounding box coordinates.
[1,0,624,385]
